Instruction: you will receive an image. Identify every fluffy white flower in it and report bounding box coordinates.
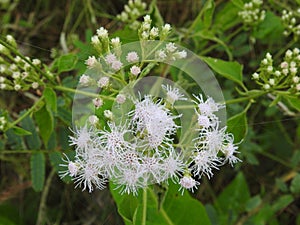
[97,76,109,88]
[105,53,117,64]
[79,74,90,86]
[179,175,199,194]
[93,98,103,108]
[126,51,139,63]
[166,43,177,53]
[111,60,123,71]
[88,115,99,125]
[130,65,141,76]
[85,56,98,68]
[194,94,224,118]
[97,27,108,38]
[162,84,187,105]
[116,94,126,104]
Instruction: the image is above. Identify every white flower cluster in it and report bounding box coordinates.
[0,116,7,131]
[139,15,171,40]
[0,35,52,91]
[252,48,300,92]
[281,9,300,37]
[155,42,187,61]
[238,0,265,26]
[60,88,240,195]
[116,0,147,30]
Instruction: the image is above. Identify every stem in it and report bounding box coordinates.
[54,85,115,100]
[142,188,147,225]
[0,150,51,154]
[7,96,44,130]
[225,91,265,105]
[36,169,55,225]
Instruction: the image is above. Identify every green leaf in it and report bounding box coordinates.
[30,152,45,192]
[290,173,300,194]
[216,172,250,223]
[271,194,293,212]
[227,110,248,143]
[190,0,214,31]
[111,182,211,225]
[12,126,32,136]
[246,195,262,212]
[34,105,53,146]
[49,151,62,172]
[201,56,243,85]
[20,111,41,150]
[284,95,300,112]
[43,87,57,113]
[55,53,78,73]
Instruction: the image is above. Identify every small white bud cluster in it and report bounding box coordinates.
[238,0,265,26]
[252,49,300,92]
[116,0,147,30]
[155,42,187,61]
[0,116,7,131]
[0,36,48,92]
[281,10,300,37]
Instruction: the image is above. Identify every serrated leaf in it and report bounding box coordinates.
[290,173,300,194]
[227,110,248,143]
[20,111,41,150]
[30,152,45,192]
[201,56,243,85]
[34,105,53,146]
[12,126,32,136]
[43,87,57,113]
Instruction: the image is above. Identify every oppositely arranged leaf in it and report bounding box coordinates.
[30,152,45,192]
[201,56,243,85]
[227,110,248,143]
[34,105,53,146]
[43,87,57,113]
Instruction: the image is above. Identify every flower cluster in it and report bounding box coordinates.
[238,0,265,26]
[252,48,300,92]
[281,9,300,38]
[0,116,7,131]
[0,35,53,91]
[61,88,240,195]
[116,0,147,30]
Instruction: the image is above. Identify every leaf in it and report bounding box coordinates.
[55,53,78,73]
[30,152,45,192]
[43,87,57,113]
[12,126,31,136]
[290,173,300,194]
[34,105,53,146]
[190,0,214,31]
[216,172,250,224]
[245,195,262,212]
[227,110,248,143]
[110,182,212,225]
[271,194,293,212]
[284,95,300,112]
[201,56,243,85]
[49,151,62,172]
[20,111,41,150]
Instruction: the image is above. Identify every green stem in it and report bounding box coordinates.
[225,91,266,105]
[54,85,115,100]
[0,150,51,154]
[6,96,44,130]
[142,188,147,225]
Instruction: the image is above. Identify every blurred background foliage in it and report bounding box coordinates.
[0,0,300,224]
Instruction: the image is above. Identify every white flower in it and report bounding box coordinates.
[32,82,39,89]
[194,94,224,118]
[263,83,270,89]
[59,154,79,178]
[91,35,100,44]
[166,43,177,53]
[280,61,288,69]
[12,72,21,79]
[126,51,139,63]
[269,78,275,86]
[191,150,220,179]
[141,31,149,39]
[172,50,187,60]
[69,125,95,151]
[97,27,108,38]
[162,84,187,105]
[111,60,123,71]
[105,53,117,64]
[150,27,159,38]
[179,175,199,194]
[267,66,273,73]
[222,141,242,166]
[14,84,21,91]
[162,23,171,33]
[156,49,167,60]
[274,70,281,76]
[115,168,145,195]
[97,76,109,88]
[116,94,126,104]
[0,84,6,90]
[0,77,5,83]
[130,65,141,76]
[160,150,184,182]
[79,74,90,86]
[197,115,212,128]
[111,37,121,47]
[144,15,151,23]
[296,83,300,91]
[252,72,259,79]
[293,76,300,83]
[85,56,98,68]
[104,110,113,120]
[93,98,103,108]
[32,58,41,66]
[286,49,293,58]
[88,115,99,125]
